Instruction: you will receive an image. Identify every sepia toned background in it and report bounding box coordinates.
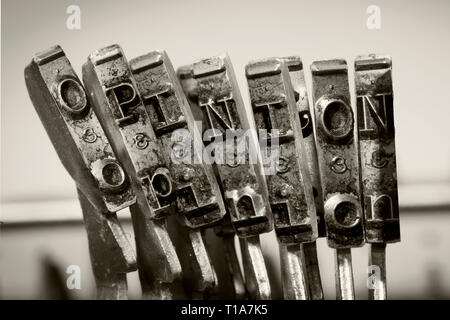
[1,0,450,299]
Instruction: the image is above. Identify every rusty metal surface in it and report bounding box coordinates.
[178,65,246,300]
[282,56,325,300]
[355,55,398,301]
[302,241,324,300]
[354,54,400,244]
[129,51,226,228]
[24,45,136,213]
[167,215,217,299]
[239,236,271,300]
[77,188,136,299]
[245,57,317,244]
[282,56,326,238]
[190,54,273,238]
[246,58,322,300]
[128,51,227,298]
[83,45,176,220]
[24,46,137,299]
[204,216,247,299]
[177,55,272,299]
[245,57,320,300]
[310,59,365,249]
[25,46,403,301]
[82,44,182,298]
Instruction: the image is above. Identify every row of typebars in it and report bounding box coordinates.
[24,45,400,300]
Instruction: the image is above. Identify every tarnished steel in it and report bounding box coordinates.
[279,244,309,300]
[167,216,217,299]
[282,56,325,300]
[178,67,246,300]
[354,54,400,244]
[302,241,324,300]
[282,56,326,238]
[82,45,182,296]
[245,57,317,245]
[310,59,365,249]
[128,51,227,298]
[245,57,319,300]
[334,248,355,300]
[83,45,176,220]
[207,214,247,299]
[355,54,399,301]
[129,50,226,228]
[177,65,202,121]
[190,54,273,238]
[239,237,271,299]
[24,46,137,299]
[77,188,136,300]
[177,55,272,299]
[24,45,136,213]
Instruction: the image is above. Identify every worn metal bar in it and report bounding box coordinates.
[282,56,326,237]
[279,244,309,300]
[129,50,226,228]
[368,243,387,300]
[310,59,365,300]
[239,236,271,300]
[177,54,273,299]
[77,188,135,299]
[178,66,246,300]
[282,56,325,299]
[167,216,217,299]
[302,241,323,300]
[128,50,227,299]
[24,45,137,299]
[335,248,355,300]
[82,45,183,299]
[245,58,317,300]
[206,213,247,299]
[355,54,400,300]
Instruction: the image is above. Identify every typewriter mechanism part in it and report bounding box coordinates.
[25,45,400,300]
[245,57,318,300]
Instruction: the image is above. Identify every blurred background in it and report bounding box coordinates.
[1,0,449,299]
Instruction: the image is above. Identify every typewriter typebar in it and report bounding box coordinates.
[208,213,247,299]
[129,50,227,297]
[282,56,326,237]
[245,58,317,245]
[245,57,317,300]
[83,45,176,220]
[355,54,400,244]
[355,54,400,300]
[311,59,364,300]
[310,59,364,248]
[24,45,137,299]
[179,54,273,299]
[282,56,326,299]
[82,45,183,298]
[129,50,226,228]
[24,43,405,301]
[190,54,273,238]
[177,66,247,300]
[167,216,218,298]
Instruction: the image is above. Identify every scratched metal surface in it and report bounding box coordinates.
[245,57,317,245]
[25,46,136,213]
[355,54,400,244]
[311,60,365,249]
[129,51,226,228]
